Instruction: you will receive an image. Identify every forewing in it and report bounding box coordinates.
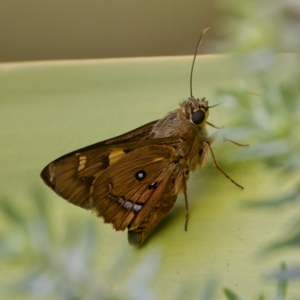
[41,147,110,208]
[40,121,157,208]
[41,120,181,209]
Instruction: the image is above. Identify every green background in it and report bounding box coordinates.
[1,54,299,299]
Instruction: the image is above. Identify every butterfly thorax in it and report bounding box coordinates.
[149,97,209,171]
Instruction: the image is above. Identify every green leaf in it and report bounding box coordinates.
[0,196,28,230]
[272,262,288,300]
[223,288,244,300]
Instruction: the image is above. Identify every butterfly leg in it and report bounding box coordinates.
[182,179,189,231]
[206,123,249,147]
[222,136,249,147]
[204,139,244,189]
[205,121,224,129]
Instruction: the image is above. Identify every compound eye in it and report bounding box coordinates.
[191,110,205,125]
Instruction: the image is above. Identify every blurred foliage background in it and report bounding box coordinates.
[1,0,300,299]
[215,0,300,298]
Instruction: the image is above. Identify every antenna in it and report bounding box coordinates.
[190,27,210,98]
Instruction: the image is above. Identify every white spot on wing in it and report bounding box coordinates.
[49,165,56,183]
[124,201,133,210]
[133,204,142,213]
[118,197,125,205]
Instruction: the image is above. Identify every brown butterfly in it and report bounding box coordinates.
[41,28,248,246]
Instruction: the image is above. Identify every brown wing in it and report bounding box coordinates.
[41,120,181,209]
[41,121,157,208]
[89,144,186,246]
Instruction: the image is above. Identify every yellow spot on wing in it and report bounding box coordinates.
[78,156,87,171]
[109,149,126,165]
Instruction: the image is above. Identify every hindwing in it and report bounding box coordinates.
[90,144,186,238]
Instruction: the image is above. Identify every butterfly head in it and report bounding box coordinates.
[182,97,209,127]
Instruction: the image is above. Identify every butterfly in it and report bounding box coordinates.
[41,28,248,246]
